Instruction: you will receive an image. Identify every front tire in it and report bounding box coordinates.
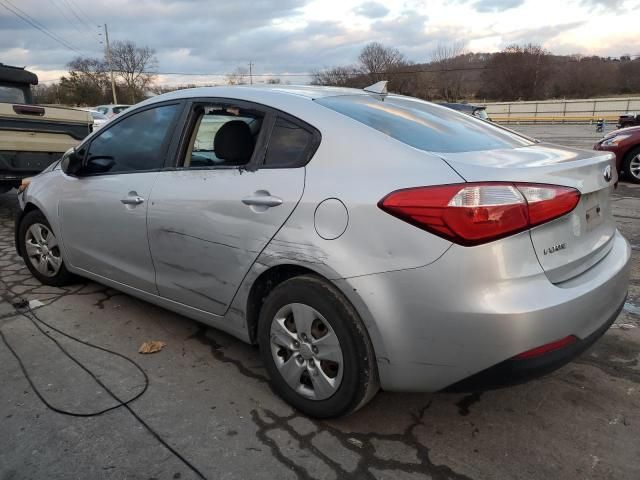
[18,210,76,286]
[623,146,640,184]
[258,275,378,418]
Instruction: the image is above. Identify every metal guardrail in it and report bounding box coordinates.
[492,115,620,124]
[484,97,640,124]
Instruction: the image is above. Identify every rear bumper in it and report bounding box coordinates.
[447,295,625,392]
[344,230,631,392]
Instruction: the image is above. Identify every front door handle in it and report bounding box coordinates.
[242,193,283,208]
[121,195,145,206]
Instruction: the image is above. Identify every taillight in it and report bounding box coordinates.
[378,182,580,246]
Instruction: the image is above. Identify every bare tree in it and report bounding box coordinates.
[430,42,468,101]
[481,44,553,100]
[310,66,361,86]
[226,67,248,85]
[59,56,110,105]
[110,40,158,103]
[358,42,406,81]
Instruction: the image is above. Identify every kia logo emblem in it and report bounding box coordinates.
[603,165,612,183]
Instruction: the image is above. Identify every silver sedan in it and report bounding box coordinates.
[15,85,630,417]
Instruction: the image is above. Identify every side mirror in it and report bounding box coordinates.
[60,148,84,176]
[84,156,115,174]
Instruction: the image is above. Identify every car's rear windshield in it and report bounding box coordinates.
[316,95,533,153]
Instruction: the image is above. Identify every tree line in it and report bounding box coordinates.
[33,40,640,106]
[311,42,640,102]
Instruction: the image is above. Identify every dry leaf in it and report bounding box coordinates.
[138,340,166,354]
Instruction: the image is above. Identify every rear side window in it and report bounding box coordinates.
[316,95,533,153]
[0,85,26,103]
[264,117,315,168]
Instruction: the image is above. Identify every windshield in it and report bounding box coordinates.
[473,108,489,120]
[316,95,533,153]
[0,85,27,103]
[90,111,108,120]
[113,106,129,114]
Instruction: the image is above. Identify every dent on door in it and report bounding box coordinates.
[147,168,305,316]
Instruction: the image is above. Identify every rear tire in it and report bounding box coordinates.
[18,210,76,286]
[623,146,640,184]
[258,275,378,418]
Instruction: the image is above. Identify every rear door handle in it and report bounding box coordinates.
[121,195,145,205]
[242,193,283,208]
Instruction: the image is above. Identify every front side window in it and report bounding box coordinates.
[183,104,263,168]
[83,104,179,175]
[263,117,314,168]
[316,95,533,153]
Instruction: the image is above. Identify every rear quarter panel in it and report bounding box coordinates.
[257,100,464,279]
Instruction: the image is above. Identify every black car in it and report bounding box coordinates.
[618,113,640,129]
[439,102,490,121]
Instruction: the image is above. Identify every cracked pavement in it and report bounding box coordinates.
[1,126,640,479]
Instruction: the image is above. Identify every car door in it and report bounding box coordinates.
[147,100,319,315]
[58,102,183,293]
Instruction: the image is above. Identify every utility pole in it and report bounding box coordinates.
[248,61,253,85]
[104,24,118,104]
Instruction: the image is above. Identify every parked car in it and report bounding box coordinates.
[15,85,629,417]
[94,104,130,118]
[594,126,640,183]
[440,102,490,120]
[0,63,91,193]
[617,113,640,129]
[80,108,109,130]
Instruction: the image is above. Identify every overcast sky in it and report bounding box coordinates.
[1,0,638,86]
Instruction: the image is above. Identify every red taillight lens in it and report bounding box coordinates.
[378,182,580,246]
[513,335,577,360]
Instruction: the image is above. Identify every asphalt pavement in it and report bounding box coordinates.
[1,124,639,480]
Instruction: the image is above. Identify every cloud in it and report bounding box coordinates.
[472,0,525,12]
[501,21,586,46]
[353,1,390,18]
[0,0,635,85]
[578,0,627,9]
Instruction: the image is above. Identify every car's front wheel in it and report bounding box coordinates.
[18,210,76,286]
[258,275,378,418]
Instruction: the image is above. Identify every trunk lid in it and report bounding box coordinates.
[439,143,618,283]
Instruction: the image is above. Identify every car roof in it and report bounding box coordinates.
[143,85,370,104]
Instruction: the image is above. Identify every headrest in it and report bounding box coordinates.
[213,120,255,165]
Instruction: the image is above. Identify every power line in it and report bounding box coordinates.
[0,0,85,55]
[47,0,99,46]
[65,0,97,30]
[150,56,639,79]
[59,0,96,36]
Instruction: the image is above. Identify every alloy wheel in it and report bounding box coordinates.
[24,223,62,278]
[269,303,344,400]
[630,154,640,181]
